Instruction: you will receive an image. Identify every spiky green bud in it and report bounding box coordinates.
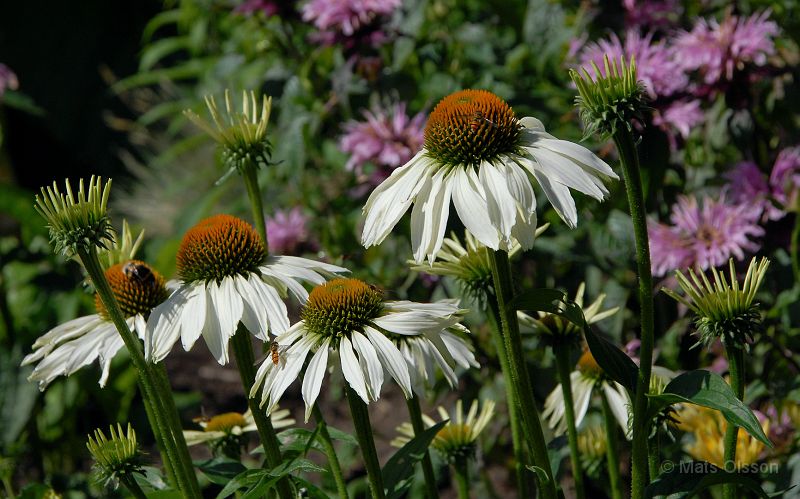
[570,55,648,139]
[86,423,144,489]
[663,257,769,351]
[34,176,114,257]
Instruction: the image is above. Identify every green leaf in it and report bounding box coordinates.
[383,420,448,499]
[648,370,772,447]
[511,288,638,393]
[144,490,183,499]
[291,476,333,499]
[646,463,771,498]
[277,428,326,454]
[216,469,268,499]
[269,457,327,476]
[195,457,247,485]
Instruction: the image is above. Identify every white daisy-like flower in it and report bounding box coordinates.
[362,89,618,263]
[391,399,495,463]
[543,349,632,437]
[145,214,347,365]
[183,408,294,447]
[250,278,473,422]
[22,260,170,390]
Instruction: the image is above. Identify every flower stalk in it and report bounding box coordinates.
[600,391,624,499]
[488,249,557,499]
[553,344,585,499]
[722,344,745,499]
[453,456,470,499]
[346,386,386,499]
[312,405,350,499]
[571,56,652,499]
[406,396,440,499]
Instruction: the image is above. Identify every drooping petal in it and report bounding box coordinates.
[363,326,412,398]
[301,339,330,422]
[451,167,500,249]
[533,169,579,228]
[351,331,385,401]
[339,336,369,403]
[479,161,517,248]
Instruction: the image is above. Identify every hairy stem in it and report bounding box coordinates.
[453,456,470,499]
[488,250,557,499]
[612,130,654,499]
[601,391,624,499]
[346,386,385,499]
[722,345,745,499]
[242,165,268,252]
[553,344,585,499]
[312,405,350,499]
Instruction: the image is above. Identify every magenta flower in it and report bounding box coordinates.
[652,99,704,140]
[0,64,18,99]
[339,102,425,187]
[724,161,780,221]
[769,146,800,215]
[623,0,682,29]
[577,30,687,99]
[234,0,281,16]
[266,207,311,255]
[648,193,764,276]
[302,0,400,46]
[674,11,779,85]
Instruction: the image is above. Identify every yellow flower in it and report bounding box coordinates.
[677,405,769,468]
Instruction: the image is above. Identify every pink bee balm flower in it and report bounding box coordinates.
[302,0,400,36]
[648,193,764,276]
[674,11,779,85]
[339,102,426,186]
[769,147,800,215]
[577,30,687,99]
[652,99,705,140]
[724,161,781,221]
[0,64,18,98]
[623,0,682,29]
[266,207,311,255]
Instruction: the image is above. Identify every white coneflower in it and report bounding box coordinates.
[392,399,496,463]
[145,214,347,364]
[543,349,631,437]
[361,89,617,263]
[22,260,170,389]
[251,278,473,421]
[183,408,294,457]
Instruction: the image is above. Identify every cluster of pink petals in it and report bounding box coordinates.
[725,147,800,221]
[0,64,18,98]
[674,11,779,84]
[266,207,311,255]
[302,0,400,36]
[768,147,800,214]
[577,30,687,99]
[652,99,705,140]
[339,102,426,187]
[648,193,764,277]
[234,0,282,16]
[623,0,682,29]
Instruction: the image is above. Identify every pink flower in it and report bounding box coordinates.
[648,193,764,276]
[266,207,311,255]
[724,161,779,221]
[234,0,282,16]
[652,99,705,140]
[674,11,779,85]
[0,64,18,98]
[339,102,426,187]
[623,0,682,29]
[769,146,800,215]
[302,0,400,46]
[577,30,687,99]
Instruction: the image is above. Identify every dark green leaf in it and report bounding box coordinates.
[648,370,772,446]
[646,462,771,498]
[278,428,326,454]
[325,425,359,446]
[269,458,327,477]
[216,469,268,499]
[291,476,334,499]
[18,484,52,499]
[509,288,569,315]
[144,490,183,499]
[195,457,248,485]
[383,420,448,499]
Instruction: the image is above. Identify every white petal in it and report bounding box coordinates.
[145,286,192,363]
[479,162,517,248]
[236,275,269,340]
[535,137,617,179]
[603,382,632,439]
[372,310,457,336]
[533,170,578,228]
[339,336,369,403]
[180,284,207,352]
[524,147,606,199]
[363,327,412,398]
[267,336,315,414]
[301,339,330,422]
[502,161,538,249]
[362,153,434,247]
[451,167,500,249]
[410,169,453,264]
[201,282,228,364]
[572,373,594,428]
[440,331,478,369]
[351,331,384,401]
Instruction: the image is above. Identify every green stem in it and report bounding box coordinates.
[120,475,148,499]
[140,382,176,486]
[722,345,745,499]
[312,405,350,499]
[488,250,556,499]
[600,392,623,499]
[453,457,470,499]
[346,386,385,499]
[485,298,531,498]
[612,130,654,499]
[1,474,15,499]
[242,165,268,251]
[230,327,293,498]
[77,248,201,498]
[553,344,585,499]
[648,434,659,482]
[406,396,440,499]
